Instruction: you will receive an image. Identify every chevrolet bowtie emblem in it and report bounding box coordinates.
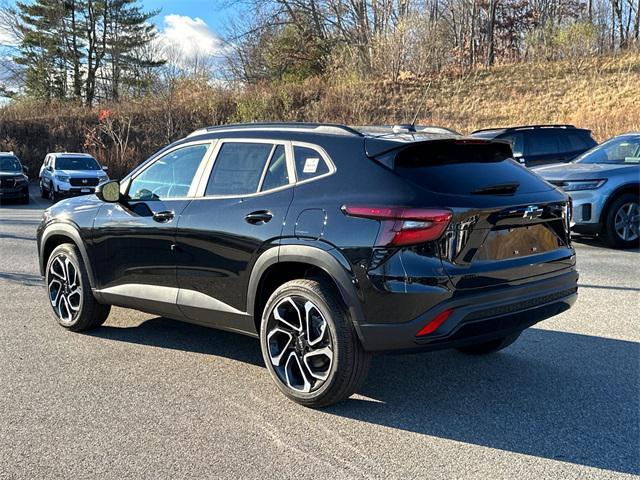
[523,205,544,219]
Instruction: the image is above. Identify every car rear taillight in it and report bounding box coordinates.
[342,206,452,247]
[416,309,454,336]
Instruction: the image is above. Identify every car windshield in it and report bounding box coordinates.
[0,156,21,172]
[575,135,640,165]
[56,156,100,170]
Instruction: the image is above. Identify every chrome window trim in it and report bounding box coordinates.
[177,138,337,201]
[125,140,217,201]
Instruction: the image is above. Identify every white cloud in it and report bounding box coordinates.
[158,15,225,63]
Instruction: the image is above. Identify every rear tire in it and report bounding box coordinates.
[602,193,639,249]
[39,181,48,199]
[45,243,110,332]
[260,278,371,408]
[457,332,521,355]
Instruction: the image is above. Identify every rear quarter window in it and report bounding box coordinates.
[294,145,330,181]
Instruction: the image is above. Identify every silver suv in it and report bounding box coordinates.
[39,153,109,202]
[534,133,640,249]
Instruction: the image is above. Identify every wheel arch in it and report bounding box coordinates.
[40,223,97,289]
[247,244,367,343]
[600,183,640,225]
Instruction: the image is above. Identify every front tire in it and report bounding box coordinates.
[45,243,110,332]
[457,332,521,355]
[260,279,371,408]
[603,193,639,249]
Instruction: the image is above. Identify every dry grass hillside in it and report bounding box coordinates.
[0,51,638,176]
[322,51,640,140]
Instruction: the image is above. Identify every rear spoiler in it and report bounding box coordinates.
[365,137,514,169]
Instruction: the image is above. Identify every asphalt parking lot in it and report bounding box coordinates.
[1,184,638,480]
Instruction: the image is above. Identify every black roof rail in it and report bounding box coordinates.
[188,122,363,138]
[472,124,576,134]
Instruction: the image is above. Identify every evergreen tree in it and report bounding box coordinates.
[15,0,163,105]
[105,0,163,101]
[16,0,69,99]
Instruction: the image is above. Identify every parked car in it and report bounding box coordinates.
[471,125,597,167]
[37,122,578,407]
[39,152,109,202]
[0,152,29,204]
[534,133,640,249]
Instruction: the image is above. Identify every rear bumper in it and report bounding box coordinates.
[358,269,578,352]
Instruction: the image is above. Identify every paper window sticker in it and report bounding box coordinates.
[303,157,320,174]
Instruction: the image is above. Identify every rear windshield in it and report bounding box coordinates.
[392,141,553,195]
[56,156,100,170]
[0,156,21,172]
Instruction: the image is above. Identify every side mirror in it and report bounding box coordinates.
[96,180,121,203]
[102,165,109,171]
[47,165,53,172]
[22,165,29,174]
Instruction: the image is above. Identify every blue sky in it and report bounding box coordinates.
[143,0,234,34]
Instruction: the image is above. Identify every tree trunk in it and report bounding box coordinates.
[486,0,497,67]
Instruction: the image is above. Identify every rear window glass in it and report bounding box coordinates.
[391,141,553,195]
[206,142,273,196]
[294,146,329,181]
[261,145,289,191]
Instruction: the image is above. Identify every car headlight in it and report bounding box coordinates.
[16,175,28,184]
[98,175,109,182]
[561,179,607,191]
[55,174,70,183]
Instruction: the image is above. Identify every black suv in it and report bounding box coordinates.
[37,123,578,407]
[0,152,29,204]
[471,125,597,167]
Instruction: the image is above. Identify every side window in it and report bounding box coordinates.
[260,144,289,191]
[206,142,274,196]
[294,145,330,181]
[129,144,209,200]
[565,132,594,151]
[525,131,561,156]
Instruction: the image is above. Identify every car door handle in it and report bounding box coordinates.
[152,210,175,223]
[245,210,273,225]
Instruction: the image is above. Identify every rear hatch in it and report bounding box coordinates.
[369,138,575,290]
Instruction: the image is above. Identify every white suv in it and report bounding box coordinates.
[39,153,109,202]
